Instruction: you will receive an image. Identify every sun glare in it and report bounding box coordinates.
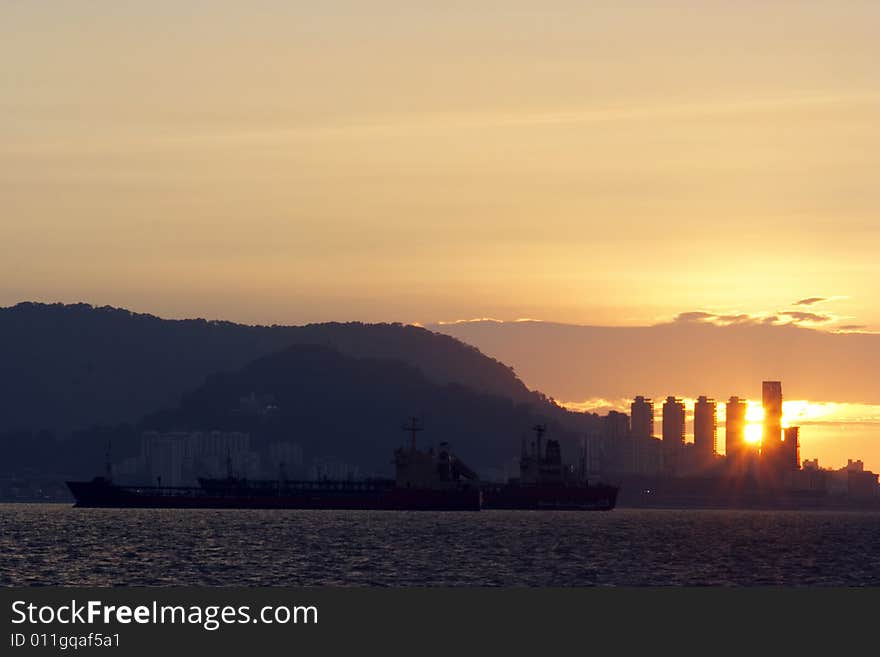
[737,399,840,446]
[782,400,834,426]
[744,423,762,444]
[745,401,764,423]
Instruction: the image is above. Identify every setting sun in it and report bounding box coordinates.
[744,423,762,445]
[738,400,836,446]
[744,401,764,444]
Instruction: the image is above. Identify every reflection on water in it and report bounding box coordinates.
[1,504,879,586]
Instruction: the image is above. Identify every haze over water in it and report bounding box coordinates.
[3,505,879,586]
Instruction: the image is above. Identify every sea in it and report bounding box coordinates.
[2,504,879,586]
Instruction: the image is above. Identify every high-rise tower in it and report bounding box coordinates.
[725,396,747,459]
[630,396,654,440]
[762,381,784,469]
[693,396,717,465]
[783,426,800,471]
[662,396,686,473]
[662,396,685,445]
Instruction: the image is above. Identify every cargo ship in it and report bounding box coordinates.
[67,419,481,511]
[481,425,618,510]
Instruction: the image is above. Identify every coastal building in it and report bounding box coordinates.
[725,396,747,459]
[761,381,784,469]
[662,396,686,474]
[124,430,261,486]
[693,396,717,466]
[604,411,630,442]
[662,396,686,445]
[598,411,630,472]
[630,396,654,440]
[783,426,801,471]
[827,461,880,500]
[266,441,305,479]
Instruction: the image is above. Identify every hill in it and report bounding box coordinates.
[141,344,587,474]
[0,303,597,490]
[0,302,538,434]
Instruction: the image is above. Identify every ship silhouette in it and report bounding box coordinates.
[67,422,617,511]
[481,425,619,510]
[66,418,481,511]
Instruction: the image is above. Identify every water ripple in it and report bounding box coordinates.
[1,505,879,586]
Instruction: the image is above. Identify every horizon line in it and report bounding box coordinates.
[3,299,878,335]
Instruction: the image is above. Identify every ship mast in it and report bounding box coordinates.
[402,417,423,452]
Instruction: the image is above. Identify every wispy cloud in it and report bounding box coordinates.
[794,297,826,306]
[835,324,875,334]
[674,308,840,328]
[674,311,718,323]
[715,313,754,324]
[435,317,504,326]
[438,304,865,332]
[781,311,833,324]
[673,310,774,326]
[557,398,631,414]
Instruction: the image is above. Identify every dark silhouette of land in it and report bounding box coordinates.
[0,302,598,491]
[0,302,541,435]
[142,343,587,473]
[3,302,877,508]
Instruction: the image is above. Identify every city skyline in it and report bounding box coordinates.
[81,378,879,499]
[573,379,878,507]
[643,382,800,470]
[433,318,880,472]
[577,392,862,469]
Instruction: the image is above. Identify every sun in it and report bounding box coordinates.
[744,423,762,444]
[742,401,765,444]
[738,399,829,446]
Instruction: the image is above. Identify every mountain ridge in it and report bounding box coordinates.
[0,302,550,435]
[139,342,587,474]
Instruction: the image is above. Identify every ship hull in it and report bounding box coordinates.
[66,479,481,511]
[481,483,618,511]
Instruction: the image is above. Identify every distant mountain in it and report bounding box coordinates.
[141,344,589,473]
[431,320,880,404]
[0,302,539,434]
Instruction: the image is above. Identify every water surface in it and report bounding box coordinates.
[2,504,878,586]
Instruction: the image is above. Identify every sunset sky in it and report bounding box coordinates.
[3,2,879,330]
[2,3,878,466]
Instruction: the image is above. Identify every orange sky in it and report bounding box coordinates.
[3,2,879,331]
[2,3,879,471]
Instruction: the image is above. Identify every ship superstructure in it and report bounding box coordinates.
[481,425,618,510]
[67,418,481,511]
[517,424,564,485]
[393,417,479,489]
